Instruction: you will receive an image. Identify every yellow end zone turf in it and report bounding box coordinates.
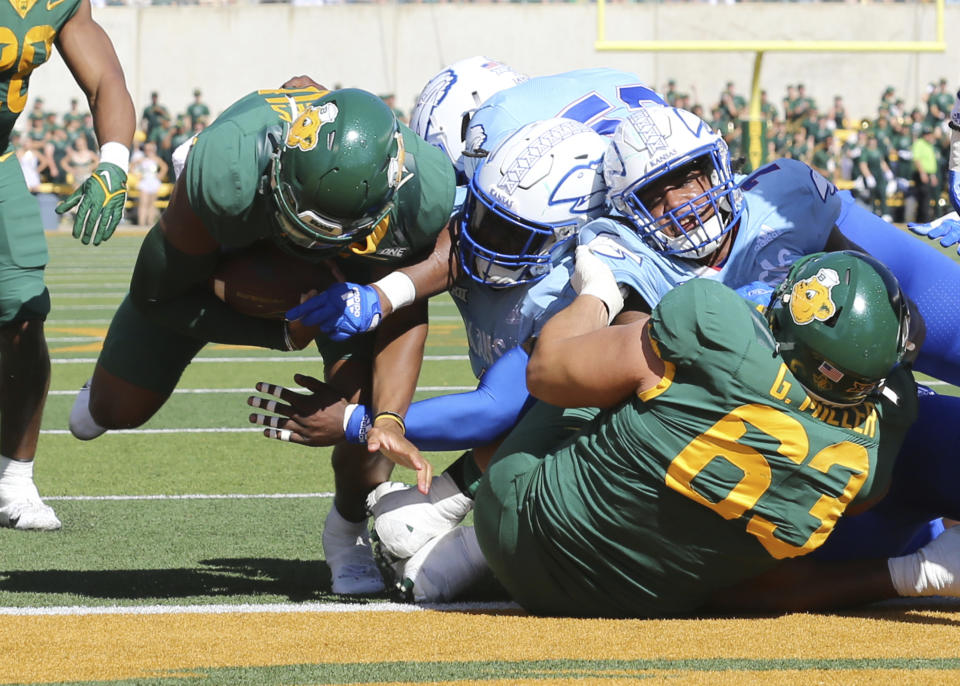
[6,605,960,684]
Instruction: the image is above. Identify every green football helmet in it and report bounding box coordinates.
[766,250,913,407]
[270,88,405,255]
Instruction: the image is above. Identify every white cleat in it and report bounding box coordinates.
[397,526,489,603]
[893,525,960,597]
[322,508,384,595]
[0,483,61,531]
[367,472,473,559]
[69,379,107,441]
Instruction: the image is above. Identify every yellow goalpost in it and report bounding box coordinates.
[594,0,947,170]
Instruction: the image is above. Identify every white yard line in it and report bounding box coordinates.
[51,355,469,364]
[44,492,334,501]
[0,600,519,616]
[47,386,475,395]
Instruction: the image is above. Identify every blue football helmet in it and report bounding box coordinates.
[410,56,527,180]
[604,105,743,260]
[458,118,608,287]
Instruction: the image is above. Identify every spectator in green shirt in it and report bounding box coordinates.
[911,125,939,223]
[185,88,210,130]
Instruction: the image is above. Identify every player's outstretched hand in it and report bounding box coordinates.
[366,420,433,495]
[56,162,127,246]
[286,282,382,342]
[908,211,960,255]
[247,374,349,446]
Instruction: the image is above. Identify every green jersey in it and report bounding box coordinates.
[185,101,209,126]
[185,88,455,266]
[0,0,80,151]
[482,280,916,618]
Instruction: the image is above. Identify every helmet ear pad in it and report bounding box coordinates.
[766,250,911,407]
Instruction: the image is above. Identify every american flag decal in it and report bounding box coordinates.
[818,361,844,383]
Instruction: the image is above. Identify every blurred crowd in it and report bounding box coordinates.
[18,80,955,226]
[676,77,957,223]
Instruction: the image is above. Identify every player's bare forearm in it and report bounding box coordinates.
[370,299,428,416]
[57,0,135,148]
[377,223,456,317]
[528,298,657,409]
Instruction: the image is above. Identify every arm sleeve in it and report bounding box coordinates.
[404,345,535,451]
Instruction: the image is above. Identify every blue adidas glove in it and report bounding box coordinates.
[286,282,382,342]
[949,169,960,216]
[908,210,960,256]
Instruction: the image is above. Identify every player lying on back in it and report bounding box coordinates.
[68,86,457,595]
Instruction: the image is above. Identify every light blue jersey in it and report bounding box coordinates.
[466,68,665,172]
[701,158,841,290]
[561,158,843,313]
[452,242,574,378]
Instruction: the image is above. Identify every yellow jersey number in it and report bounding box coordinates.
[665,403,869,559]
[0,25,57,114]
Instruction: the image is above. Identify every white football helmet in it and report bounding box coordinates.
[604,105,743,260]
[410,56,528,179]
[458,118,609,287]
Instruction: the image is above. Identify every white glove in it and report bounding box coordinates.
[572,244,624,324]
[866,175,876,189]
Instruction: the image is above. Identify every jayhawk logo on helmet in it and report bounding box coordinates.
[285,103,339,152]
[788,267,840,325]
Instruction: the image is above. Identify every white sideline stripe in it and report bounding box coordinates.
[42,428,260,435]
[47,385,475,396]
[45,492,334,501]
[51,355,469,364]
[0,601,520,617]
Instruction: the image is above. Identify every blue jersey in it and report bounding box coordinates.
[555,158,843,313]
[697,158,841,289]
[452,244,574,378]
[466,68,665,169]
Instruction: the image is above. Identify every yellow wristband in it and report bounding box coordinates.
[373,411,406,435]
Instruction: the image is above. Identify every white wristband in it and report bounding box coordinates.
[99,142,130,173]
[343,403,358,435]
[374,271,416,312]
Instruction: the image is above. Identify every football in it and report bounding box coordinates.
[210,241,341,319]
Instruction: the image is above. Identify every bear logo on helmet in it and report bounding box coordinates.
[788,267,840,325]
[285,102,339,152]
